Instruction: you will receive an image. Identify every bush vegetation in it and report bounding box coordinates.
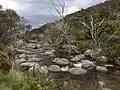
[31,0,120,60]
[0,71,54,90]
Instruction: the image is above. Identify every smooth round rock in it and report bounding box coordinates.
[96,66,108,72]
[52,58,69,66]
[71,54,85,62]
[96,56,108,64]
[48,65,61,72]
[68,67,87,75]
[39,66,48,74]
[82,60,96,69]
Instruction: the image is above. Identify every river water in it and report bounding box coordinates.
[53,69,120,90]
[24,47,120,90]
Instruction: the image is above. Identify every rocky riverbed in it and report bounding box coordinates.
[13,40,120,90]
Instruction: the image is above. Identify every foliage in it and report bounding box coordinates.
[0,5,31,45]
[28,0,120,59]
[0,71,53,90]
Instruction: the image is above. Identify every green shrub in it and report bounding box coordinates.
[0,71,53,90]
[102,43,120,59]
[74,40,91,53]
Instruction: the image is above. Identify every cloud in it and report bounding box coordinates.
[0,0,107,28]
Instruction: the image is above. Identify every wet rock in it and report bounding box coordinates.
[73,63,82,68]
[19,54,28,59]
[28,57,41,62]
[71,54,85,62]
[43,43,50,47]
[27,43,38,49]
[15,49,31,54]
[96,66,108,72]
[44,50,54,55]
[29,64,40,72]
[39,66,49,74]
[28,40,37,43]
[48,65,61,72]
[68,67,87,75]
[103,88,112,90]
[81,60,96,69]
[115,57,120,65]
[20,62,37,67]
[16,58,27,64]
[52,58,69,66]
[84,49,101,59]
[61,66,69,72]
[27,55,38,59]
[37,44,41,48]
[104,64,114,68]
[96,56,108,64]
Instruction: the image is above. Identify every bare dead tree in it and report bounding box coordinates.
[48,0,72,48]
[78,15,105,50]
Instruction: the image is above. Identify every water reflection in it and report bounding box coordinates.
[53,71,120,90]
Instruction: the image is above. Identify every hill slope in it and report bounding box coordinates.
[26,0,120,60]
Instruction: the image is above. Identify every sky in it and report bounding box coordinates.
[0,0,107,28]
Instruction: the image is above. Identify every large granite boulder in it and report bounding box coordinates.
[81,60,96,69]
[48,65,61,72]
[71,54,85,62]
[96,56,108,64]
[68,67,87,75]
[84,49,101,59]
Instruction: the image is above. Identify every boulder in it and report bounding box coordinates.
[104,64,114,68]
[27,43,37,49]
[115,57,120,65]
[39,66,49,74]
[37,44,41,48]
[43,43,50,47]
[52,58,69,66]
[84,49,101,59]
[44,50,54,55]
[68,67,87,75]
[28,57,41,62]
[16,58,27,64]
[81,60,96,69]
[27,55,37,59]
[48,65,61,72]
[73,63,82,68]
[19,54,27,59]
[61,66,69,72]
[102,88,112,90]
[96,56,108,64]
[28,40,37,43]
[96,66,108,72]
[15,49,31,54]
[29,64,40,72]
[71,54,85,62]
[20,62,37,67]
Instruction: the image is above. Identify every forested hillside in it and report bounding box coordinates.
[29,0,120,60]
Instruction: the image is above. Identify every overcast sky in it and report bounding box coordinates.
[0,0,106,28]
